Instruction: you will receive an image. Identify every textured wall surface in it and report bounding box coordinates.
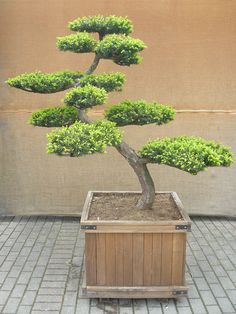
[0,0,235,216]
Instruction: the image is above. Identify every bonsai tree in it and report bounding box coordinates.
[7,15,234,210]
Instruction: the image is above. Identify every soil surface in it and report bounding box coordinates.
[88,193,183,221]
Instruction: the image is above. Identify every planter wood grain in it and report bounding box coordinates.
[81,191,191,299]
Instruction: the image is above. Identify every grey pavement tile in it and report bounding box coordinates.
[218,276,235,290]
[21,290,37,305]
[189,298,207,313]
[38,287,65,295]
[176,308,193,314]
[16,271,32,284]
[203,271,219,284]
[33,302,62,311]
[0,271,8,284]
[17,305,32,314]
[36,294,63,303]
[3,297,21,313]
[1,277,17,290]
[193,277,210,291]
[27,277,42,290]
[0,291,11,305]
[63,291,77,306]
[209,283,227,298]
[206,305,224,314]
[226,289,236,305]
[149,307,163,314]
[75,298,90,314]
[40,280,66,288]
[61,306,75,314]
[31,311,59,314]
[11,284,27,298]
[217,298,235,313]
[162,300,178,314]
[199,290,217,306]
[90,305,104,313]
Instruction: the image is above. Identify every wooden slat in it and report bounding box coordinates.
[105,234,116,286]
[116,234,124,286]
[123,234,133,286]
[161,234,173,285]
[96,233,106,285]
[85,234,97,285]
[172,233,185,285]
[152,234,162,285]
[133,234,144,286]
[144,234,153,285]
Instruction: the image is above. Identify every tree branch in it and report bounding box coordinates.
[86,54,100,75]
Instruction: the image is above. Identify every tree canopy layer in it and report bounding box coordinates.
[105,100,175,126]
[63,85,107,109]
[57,33,98,53]
[47,120,122,156]
[69,15,133,37]
[96,34,146,66]
[140,136,234,174]
[29,106,78,127]
[6,70,81,93]
[80,72,125,92]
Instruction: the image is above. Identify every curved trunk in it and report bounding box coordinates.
[115,142,155,210]
[81,55,156,210]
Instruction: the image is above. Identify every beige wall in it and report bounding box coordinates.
[0,0,236,216]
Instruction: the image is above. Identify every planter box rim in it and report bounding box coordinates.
[81,191,191,230]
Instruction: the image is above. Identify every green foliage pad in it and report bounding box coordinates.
[7,70,81,93]
[29,106,78,127]
[105,100,175,126]
[47,120,122,156]
[80,72,125,92]
[140,136,234,174]
[96,34,146,66]
[69,15,133,37]
[64,85,107,109]
[57,33,97,53]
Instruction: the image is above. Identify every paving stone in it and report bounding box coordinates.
[189,298,207,313]
[11,284,26,298]
[206,305,223,314]
[217,297,235,313]
[199,290,217,305]
[61,306,75,314]
[226,289,236,305]
[38,287,65,295]
[75,298,90,314]
[176,308,193,314]
[17,305,32,314]
[149,307,163,313]
[21,290,37,305]
[1,277,17,290]
[218,276,235,290]
[33,302,62,311]
[17,271,32,284]
[3,297,21,313]
[0,290,11,305]
[27,277,42,290]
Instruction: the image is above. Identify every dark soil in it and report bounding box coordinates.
[88,193,183,221]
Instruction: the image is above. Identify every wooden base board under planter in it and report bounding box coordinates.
[80,191,191,299]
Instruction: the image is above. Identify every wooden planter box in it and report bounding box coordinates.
[80,191,191,299]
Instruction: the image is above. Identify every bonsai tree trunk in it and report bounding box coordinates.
[116,141,155,210]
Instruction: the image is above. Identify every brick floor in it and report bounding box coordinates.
[0,216,235,313]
